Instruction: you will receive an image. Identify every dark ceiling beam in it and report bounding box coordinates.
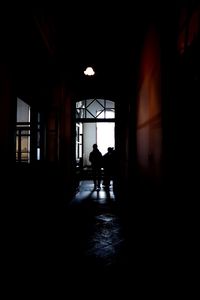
[32,14,56,57]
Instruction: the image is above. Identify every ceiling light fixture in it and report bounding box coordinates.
[84,67,95,76]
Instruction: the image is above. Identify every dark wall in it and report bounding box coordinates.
[0,63,16,166]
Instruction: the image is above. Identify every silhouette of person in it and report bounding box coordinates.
[103,147,115,189]
[89,144,103,190]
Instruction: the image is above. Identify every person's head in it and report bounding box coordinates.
[108,147,113,153]
[93,144,98,150]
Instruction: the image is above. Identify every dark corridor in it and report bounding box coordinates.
[1,2,200,296]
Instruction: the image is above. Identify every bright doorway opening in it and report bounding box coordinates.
[75,98,115,167]
[97,122,114,156]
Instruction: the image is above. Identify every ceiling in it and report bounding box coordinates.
[1,2,174,103]
[29,5,143,99]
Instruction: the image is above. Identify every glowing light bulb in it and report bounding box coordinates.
[84,67,95,76]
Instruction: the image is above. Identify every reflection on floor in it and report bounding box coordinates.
[72,179,116,203]
[4,178,189,295]
[67,180,128,272]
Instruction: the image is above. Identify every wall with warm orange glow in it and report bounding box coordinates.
[136,26,162,182]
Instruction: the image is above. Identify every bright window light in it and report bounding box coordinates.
[97,122,115,155]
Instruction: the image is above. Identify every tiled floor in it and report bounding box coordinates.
[65,180,129,273]
[4,178,193,296]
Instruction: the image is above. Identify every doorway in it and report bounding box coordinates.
[75,98,115,180]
